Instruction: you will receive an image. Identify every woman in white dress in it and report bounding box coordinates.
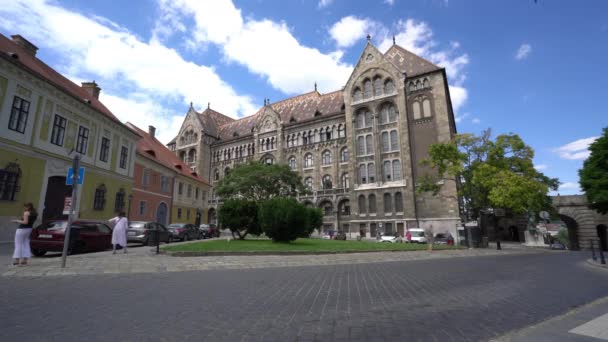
[109,211,128,254]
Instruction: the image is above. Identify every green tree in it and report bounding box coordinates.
[579,127,608,214]
[258,197,307,242]
[301,207,323,237]
[216,162,308,201]
[418,129,559,220]
[218,199,261,240]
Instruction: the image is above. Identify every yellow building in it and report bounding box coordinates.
[0,34,139,240]
[170,168,210,226]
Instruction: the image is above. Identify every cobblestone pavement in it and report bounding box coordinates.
[3,241,547,277]
[1,250,607,341]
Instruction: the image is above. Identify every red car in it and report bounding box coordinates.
[30,220,113,256]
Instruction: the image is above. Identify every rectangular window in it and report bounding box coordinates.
[76,126,89,154]
[365,135,373,155]
[160,176,169,192]
[139,201,146,216]
[8,96,30,134]
[390,131,398,151]
[50,115,67,146]
[99,137,110,162]
[0,168,20,201]
[382,132,389,153]
[142,169,150,186]
[178,182,183,195]
[186,209,190,220]
[177,208,182,219]
[119,146,128,169]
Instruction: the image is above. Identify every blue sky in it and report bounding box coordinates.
[1,0,606,195]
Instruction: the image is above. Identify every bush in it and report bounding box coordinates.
[218,198,261,239]
[259,197,307,242]
[300,207,323,238]
[556,228,569,246]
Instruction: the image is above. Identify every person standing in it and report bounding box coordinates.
[405,230,412,243]
[11,203,38,265]
[109,211,128,254]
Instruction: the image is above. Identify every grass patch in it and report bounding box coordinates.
[162,238,463,253]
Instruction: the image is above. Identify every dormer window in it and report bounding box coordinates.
[290,117,296,123]
[314,110,321,117]
[233,131,239,137]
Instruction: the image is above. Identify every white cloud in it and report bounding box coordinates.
[0,0,259,144]
[534,164,547,171]
[449,86,468,113]
[553,137,598,160]
[515,43,532,60]
[384,0,395,5]
[472,118,481,124]
[157,0,353,94]
[557,182,582,194]
[329,16,377,49]
[455,112,469,124]
[318,0,333,8]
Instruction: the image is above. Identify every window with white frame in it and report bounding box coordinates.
[99,137,110,162]
[50,115,67,146]
[119,146,128,169]
[288,156,296,170]
[8,96,30,134]
[76,126,89,154]
[338,125,346,138]
[340,147,348,162]
[304,153,313,168]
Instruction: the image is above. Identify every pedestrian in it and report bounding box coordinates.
[11,203,38,265]
[109,211,128,254]
[405,230,412,243]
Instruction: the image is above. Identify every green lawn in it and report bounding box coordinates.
[162,238,463,253]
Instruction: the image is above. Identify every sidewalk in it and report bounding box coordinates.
[492,296,608,342]
[2,242,551,277]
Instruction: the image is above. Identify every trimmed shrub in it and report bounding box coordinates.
[300,207,323,237]
[218,198,261,239]
[259,197,307,242]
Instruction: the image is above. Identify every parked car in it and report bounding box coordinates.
[30,220,113,256]
[168,223,199,241]
[380,233,397,243]
[199,224,211,239]
[127,221,171,245]
[208,224,221,238]
[434,233,455,245]
[334,231,347,240]
[408,228,427,243]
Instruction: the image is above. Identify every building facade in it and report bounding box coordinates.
[0,34,139,241]
[168,40,461,237]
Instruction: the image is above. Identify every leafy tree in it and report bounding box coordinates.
[216,162,309,201]
[418,129,559,220]
[218,199,261,240]
[258,197,307,242]
[579,127,608,214]
[301,207,323,237]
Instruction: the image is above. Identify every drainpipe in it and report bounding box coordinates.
[403,72,420,227]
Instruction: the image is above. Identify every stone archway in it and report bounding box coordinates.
[558,214,580,251]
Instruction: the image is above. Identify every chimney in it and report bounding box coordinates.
[148,126,156,138]
[11,35,38,57]
[81,81,101,100]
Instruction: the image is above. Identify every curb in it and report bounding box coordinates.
[586,258,608,269]
[162,247,466,257]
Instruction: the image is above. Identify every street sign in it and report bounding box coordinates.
[62,196,72,215]
[539,211,550,220]
[66,167,85,185]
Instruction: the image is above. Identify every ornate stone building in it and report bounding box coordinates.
[168,40,460,238]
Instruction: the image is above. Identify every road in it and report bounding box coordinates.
[1,246,607,341]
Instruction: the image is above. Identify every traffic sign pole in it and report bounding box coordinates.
[61,155,80,268]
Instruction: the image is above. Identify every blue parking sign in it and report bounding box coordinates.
[66,167,85,185]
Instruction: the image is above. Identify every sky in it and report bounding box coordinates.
[0,0,606,195]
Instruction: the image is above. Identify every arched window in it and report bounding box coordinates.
[422,98,432,118]
[353,87,362,102]
[304,153,314,168]
[423,78,430,88]
[384,193,392,213]
[365,135,373,154]
[413,101,422,120]
[383,160,392,182]
[394,192,404,212]
[358,195,367,215]
[322,150,332,165]
[322,175,332,189]
[304,177,313,190]
[359,164,367,184]
[224,167,231,176]
[374,76,382,96]
[384,79,395,93]
[338,125,346,138]
[416,80,422,89]
[390,131,398,151]
[357,136,365,156]
[388,103,396,122]
[214,169,219,181]
[363,79,372,98]
[392,160,402,181]
[341,172,350,189]
[340,147,349,162]
[367,163,375,183]
[288,156,296,170]
[365,110,373,127]
[188,149,196,163]
[179,151,186,162]
[321,201,333,216]
[356,110,365,128]
[382,132,389,152]
[93,184,106,210]
[263,156,274,165]
[408,82,415,92]
[368,194,377,214]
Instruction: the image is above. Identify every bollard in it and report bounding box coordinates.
[156,229,160,255]
[496,240,502,250]
[591,240,597,261]
[600,243,606,265]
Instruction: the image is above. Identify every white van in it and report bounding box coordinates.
[407,228,427,243]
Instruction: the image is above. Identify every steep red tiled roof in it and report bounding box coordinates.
[216,90,344,141]
[127,123,209,185]
[0,34,125,126]
[384,45,441,76]
[198,107,234,138]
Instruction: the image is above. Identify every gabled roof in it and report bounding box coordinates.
[383,44,441,77]
[198,107,235,138]
[0,34,127,127]
[127,123,209,185]
[215,90,344,141]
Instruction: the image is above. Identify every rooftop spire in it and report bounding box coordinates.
[208,102,210,109]
[366,34,371,42]
[393,35,396,45]
[314,82,317,92]
[190,101,193,109]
